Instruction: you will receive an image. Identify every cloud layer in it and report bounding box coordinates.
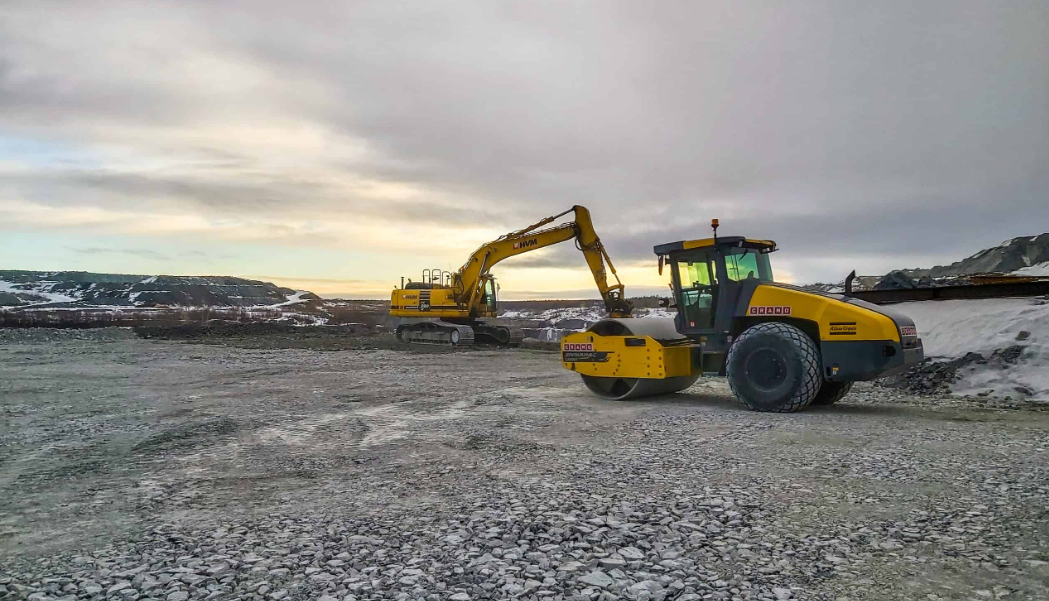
[1,1,1047,294]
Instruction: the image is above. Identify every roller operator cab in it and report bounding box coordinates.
[562,224,924,412]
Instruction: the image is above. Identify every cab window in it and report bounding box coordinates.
[724,248,773,282]
[484,280,497,311]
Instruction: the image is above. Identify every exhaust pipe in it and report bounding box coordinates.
[844,270,857,296]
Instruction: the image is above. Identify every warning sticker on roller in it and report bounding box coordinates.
[749,305,791,316]
[563,342,593,351]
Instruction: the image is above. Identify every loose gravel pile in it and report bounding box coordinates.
[2,330,1048,601]
[0,327,138,344]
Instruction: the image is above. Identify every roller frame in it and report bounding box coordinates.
[563,318,701,400]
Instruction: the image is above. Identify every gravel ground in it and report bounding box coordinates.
[2,328,1048,601]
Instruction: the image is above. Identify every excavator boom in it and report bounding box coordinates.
[454,206,630,317]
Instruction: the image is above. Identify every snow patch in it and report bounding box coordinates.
[1012,262,1049,277]
[128,290,171,303]
[265,290,311,308]
[0,279,78,305]
[501,306,676,323]
[500,306,604,322]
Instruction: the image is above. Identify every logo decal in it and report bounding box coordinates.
[900,325,917,337]
[749,306,791,316]
[513,238,539,250]
[563,351,610,362]
[829,322,858,336]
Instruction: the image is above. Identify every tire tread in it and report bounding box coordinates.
[810,380,854,406]
[727,322,821,412]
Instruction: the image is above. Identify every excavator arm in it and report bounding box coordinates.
[453,205,632,317]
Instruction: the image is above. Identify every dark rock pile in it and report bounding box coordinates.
[878,345,1027,395]
[871,271,940,291]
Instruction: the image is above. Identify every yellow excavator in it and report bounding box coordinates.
[562,219,925,412]
[390,206,631,345]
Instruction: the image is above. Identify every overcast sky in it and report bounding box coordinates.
[1,1,1046,298]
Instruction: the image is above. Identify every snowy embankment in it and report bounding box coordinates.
[894,298,1049,400]
[1013,261,1049,277]
[499,306,677,342]
[501,306,676,322]
[0,279,79,304]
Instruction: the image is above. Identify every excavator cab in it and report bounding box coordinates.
[479,277,498,315]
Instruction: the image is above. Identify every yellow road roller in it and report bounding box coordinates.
[562,221,924,412]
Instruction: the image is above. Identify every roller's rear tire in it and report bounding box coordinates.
[810,381,853,406]
[726,322,821,412]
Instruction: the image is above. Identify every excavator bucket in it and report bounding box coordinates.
[562,318,701,400]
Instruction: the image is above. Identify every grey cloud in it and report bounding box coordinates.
[1,167,506,227]
[71,247,171,261]
[3,0,1048,283]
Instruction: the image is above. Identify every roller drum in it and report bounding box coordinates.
[586,317,682,340]
[581,372,701,400]
[578,317,699,400]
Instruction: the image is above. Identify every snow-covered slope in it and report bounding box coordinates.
[894,298,1049,399]
[0,271,318,308]
[905,233,1049,278]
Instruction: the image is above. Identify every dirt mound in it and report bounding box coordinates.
[134,323,368,340]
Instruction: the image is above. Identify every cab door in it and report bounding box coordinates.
[669,248,739,358]
[671,251,718,331]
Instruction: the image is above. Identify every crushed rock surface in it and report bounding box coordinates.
[2,329,1048,601]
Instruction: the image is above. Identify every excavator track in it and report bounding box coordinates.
[395,320,521,347]
[472,323,520,346]
[396,320,476,346]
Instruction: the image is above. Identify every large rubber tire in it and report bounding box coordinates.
[726,322,822,412]
[810,381,853,406]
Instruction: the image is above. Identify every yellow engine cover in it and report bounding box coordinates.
[390,288,479,319]
[561,330,695,379]
[746,285,900,342]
